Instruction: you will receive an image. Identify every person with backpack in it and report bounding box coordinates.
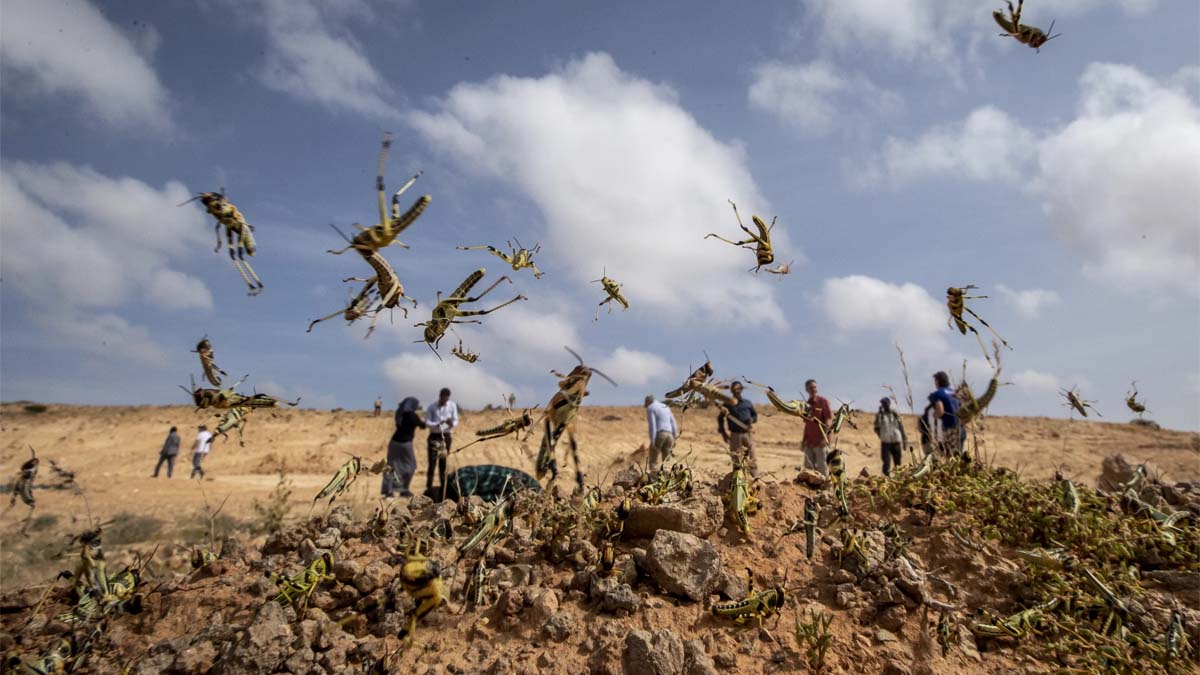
[873,398,908,476]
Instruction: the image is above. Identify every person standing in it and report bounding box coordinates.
[153,426,181,478]
[718,381,759,475]
[373,396,383,418]
[384,397,422,498]
[189,425,213,480]
[644,395,680,474]
[801,379,834,477]
[425,388,459,492]
[874,398,908,476]
[929,371,961,457]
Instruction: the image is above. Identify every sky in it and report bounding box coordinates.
[1,0,1198,430]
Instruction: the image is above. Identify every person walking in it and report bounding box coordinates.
[373,396,383,418]
[153,426,181,478]
[874,398,909,476]
[929,371,961,457]
[384,397,422,498]
[718,381,759,475]
[189,425,213,480]
[425,388,459,492]
[644,395,680,474]
[801,379,834,477]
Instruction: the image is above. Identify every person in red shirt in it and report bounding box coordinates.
[802,379,834,477]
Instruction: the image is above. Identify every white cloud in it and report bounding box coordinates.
[35,312,168,366]
[747,60,901,135]
[473,304,583,366]
[594,347,675,390]
[995,284,1061,318]
[408,52,788,327]
[256,0,399,119]
[1034,63,1200,294]
[0,0,171,130]
[383,353,519,410]
[0,161,213,312]
[875,106,1036,185]
[817,275,947,359]
[1012,369,1062,393]
[803,0,1154,66]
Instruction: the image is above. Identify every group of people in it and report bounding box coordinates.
[152,425,213,480]
[154,370,967,491]
[640,372,968,482]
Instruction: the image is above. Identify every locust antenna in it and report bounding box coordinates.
[564,346,584,365]
[590,368,618,387]
[176,194,205,207]
[328,223,354,244]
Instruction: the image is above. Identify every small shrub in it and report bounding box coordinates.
[23,404,48,414]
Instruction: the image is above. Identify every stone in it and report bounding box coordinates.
[830,569,856,584]
[530,589,559,623]
[539,612,575,642]
[714,567,748,601]
[283,646,315,674]
[682,640,718,675]
[486,656,513,675]
[643,531,721,602]
[333,559,362,583]
[622,629,685,675]
[877,605,907,633]
[594,578,640,614]
[496,589,524,616]
[874,629,898,644]
[623,497,723,540]
[882,662,911,675]
[327,505,354,531]
[213,601,295,675]
[613,464,644,490]
[794,469,827,488]
[713,653,737,669]
[492,564,534,588]
[354,561,394,595]
[314,528,341,550]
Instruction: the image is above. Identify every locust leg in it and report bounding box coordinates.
[704,233,756,248]
[213,223,223,253]
[961,306,1010,350]
[567,425,584,491]
[377,133,392,229]
[529,261,543,279]
[456,295,526,317]
[458,275,514,303]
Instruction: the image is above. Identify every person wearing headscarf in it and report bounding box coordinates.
[874,398,908,476]
[384,397,423,497]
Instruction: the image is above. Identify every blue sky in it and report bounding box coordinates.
[2,0,1197,429]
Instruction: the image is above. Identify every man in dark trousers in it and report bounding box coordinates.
[425,388,459,493]
[718,381,759,476]
[874,398,909,476]
[384,398,422,498]
[153,426,181,478]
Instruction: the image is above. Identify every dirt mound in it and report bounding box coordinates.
[3,455,1197,674]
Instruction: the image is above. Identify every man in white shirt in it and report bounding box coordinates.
[644,395,680,474]
[425,387,459,492]
[190,425,214,480]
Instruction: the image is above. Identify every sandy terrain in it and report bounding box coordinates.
[2,401,1196,586]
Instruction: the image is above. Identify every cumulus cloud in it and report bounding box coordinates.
[867,64,1199,296]
[996,284,1061,318]
[1012,369,1062,393]
[747,60,901,135]
[803,0,1154,66]
[255,0,399,119]
[0,0,171,130]
[383,353,519,409]
[816,275,947,359]
[594,347,675,390]
[0,161,213,361]
[1034,63,1200,294]
[408,52,788,327]
[0,161,213,311]
[35,312,168,366]
[873,106,1036,185]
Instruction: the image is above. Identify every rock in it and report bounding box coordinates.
[493,545,518,565]
[176,640,218,673]
[486,656,513,675]
[492,564,535,588]
[540,611,575,642]
[613,464,644,490]
[876,582,905,607]
[839,530,886,576]
[874,629,898,644]
[835,590,855,609]
[623,629,685,675]
[830,569,856,584]
[623,497,723,540]
[496,589,525,616]
[408,494,433,511]
[327,505,354,531]
[794,469,827,487]
[298,539,328,565]
[213,601,295,675]
[314,528,341,550]
[262,527,306,555]
[593,577,641,614]
[643,531,720,602]
[714,567,748,601]
[713,653,737,669]
[354,561,394,595]
[333,559,362,583]
[882,662,911,675]
[530,589,559,623]
[283,646,315,674]
[683,640,718,675]
[877,605,907,632]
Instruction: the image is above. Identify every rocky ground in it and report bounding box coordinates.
[2,452,1197,674]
